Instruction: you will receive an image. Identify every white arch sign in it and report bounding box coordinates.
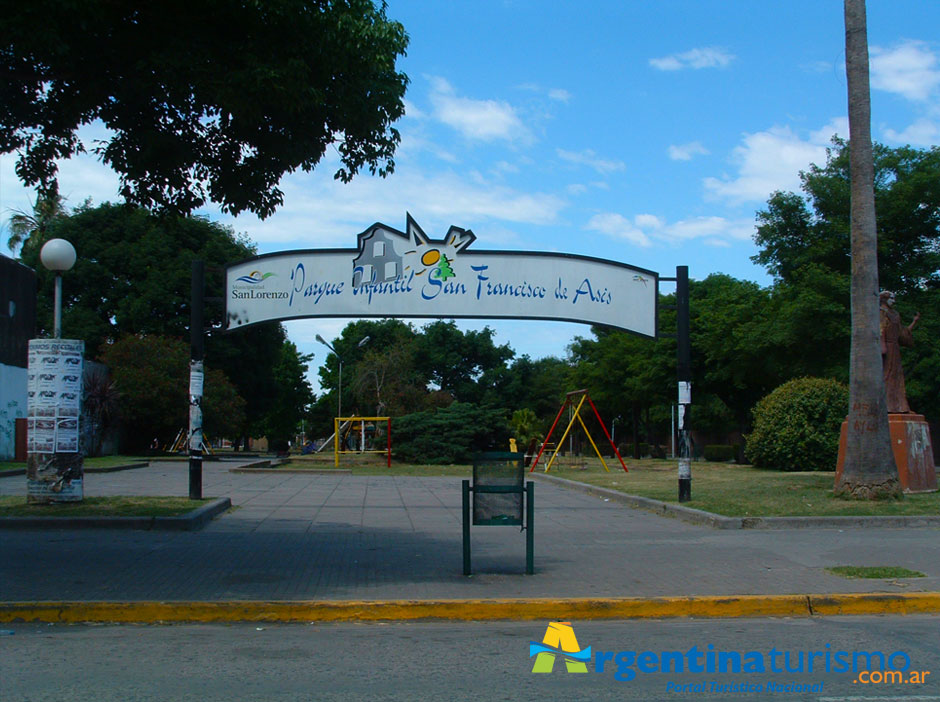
[225,215,659,338]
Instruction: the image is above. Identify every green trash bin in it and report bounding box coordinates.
[462,452,534,575]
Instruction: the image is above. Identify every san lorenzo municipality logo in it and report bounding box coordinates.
[236,270,276,285]
[530,622,592,673]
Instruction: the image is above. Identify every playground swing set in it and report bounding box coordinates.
[529,389,627,473]
[331,416,392,467]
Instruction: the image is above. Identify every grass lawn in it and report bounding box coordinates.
[0,455,149,473]
[826,566,926,579]
[0,495,212,518]
[537,456,940,517]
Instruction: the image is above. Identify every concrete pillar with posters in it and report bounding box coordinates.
[26,339,85,503]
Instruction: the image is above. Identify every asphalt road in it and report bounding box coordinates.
[2,616,938,701]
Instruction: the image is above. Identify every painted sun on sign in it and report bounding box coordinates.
[352,214,475,289]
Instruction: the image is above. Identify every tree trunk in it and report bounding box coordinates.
[835,0,901,498]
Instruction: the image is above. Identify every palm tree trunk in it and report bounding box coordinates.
[835,0,900,498]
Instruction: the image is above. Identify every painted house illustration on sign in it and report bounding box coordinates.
[352,214,476,289]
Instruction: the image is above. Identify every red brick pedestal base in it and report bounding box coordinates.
[836,414,937,493]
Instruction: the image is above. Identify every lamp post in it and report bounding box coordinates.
[40,239,77,338]
[316,334,370,422]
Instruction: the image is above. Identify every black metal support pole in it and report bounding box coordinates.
[525,481,534,575]
[462,480,471,576]
[189,260,205,500]
[676,265,692,502]
[632,404,640,459]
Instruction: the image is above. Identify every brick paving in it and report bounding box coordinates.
[1,460,938,601]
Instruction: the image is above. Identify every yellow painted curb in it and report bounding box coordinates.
[2,593,939,624]
[808,592,940,616]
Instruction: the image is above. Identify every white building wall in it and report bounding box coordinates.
[0,362,27,459]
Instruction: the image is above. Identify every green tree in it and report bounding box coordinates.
[260,341,314,446]
[568,326,673,454]
[16,202,296,440]
[689,275,778,430]
[100,334,245,451]
[755,141,940,295]
[487,355,573,426]
[352,342,427,417]
[5,186,68,254]
[509,408,539,440]
[753,129,939,438]
[318,319,420,426]
[414,321,514,404]
[18,203,254,351]
[1,0,409,218]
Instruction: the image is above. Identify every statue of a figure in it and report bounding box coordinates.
[879,290,921,413]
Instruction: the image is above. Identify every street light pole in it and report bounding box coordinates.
[338,358,343,421]
[316,334,371,425]
[40,239,77,338]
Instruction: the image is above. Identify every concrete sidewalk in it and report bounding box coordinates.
[1,460,938,617]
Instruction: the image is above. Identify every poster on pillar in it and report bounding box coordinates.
[225,215,659,338]
[26,338,84,503]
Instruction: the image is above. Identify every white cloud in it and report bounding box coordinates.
[1,122,124,230]
[402,98,428,120]
[635,214,664,230]
[871,41,940,102]
[703,121,846,204]
[585,213,652,247]
[397,133,458,163]
[666,216,753,242]
[802,60,835,74]
[649,47,735,71]
[587,212,754,248]
[223,165,566,250]
[428,76,532,144]
[668,141,709,161]
[493,160,520,175]
[556,148,626,175]
[884,118,939,147]
[517,83,571,103]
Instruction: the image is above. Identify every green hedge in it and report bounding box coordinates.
[393,403,510,464]
[745,377,848,471]
[703,444,736,462]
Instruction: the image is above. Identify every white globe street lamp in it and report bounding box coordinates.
[40,238,77,339]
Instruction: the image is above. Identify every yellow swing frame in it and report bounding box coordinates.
[529,390,627,473]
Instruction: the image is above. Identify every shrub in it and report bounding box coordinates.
[618,442,649,458]
[393,403,510,464]
[704,444,736,462]
[745,377,848,471]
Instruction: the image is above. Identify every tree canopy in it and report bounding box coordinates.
[1,0,409,218]
[753,139,939,423]
[19,202,254,352]
[100,334,246,451]
[17,202,313,442]
[754,139,940,294]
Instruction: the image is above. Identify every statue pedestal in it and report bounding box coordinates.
[836,414,937,493]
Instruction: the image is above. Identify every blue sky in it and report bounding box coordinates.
[2,1,938,392]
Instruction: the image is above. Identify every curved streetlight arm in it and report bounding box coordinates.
[316,334,370,425]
